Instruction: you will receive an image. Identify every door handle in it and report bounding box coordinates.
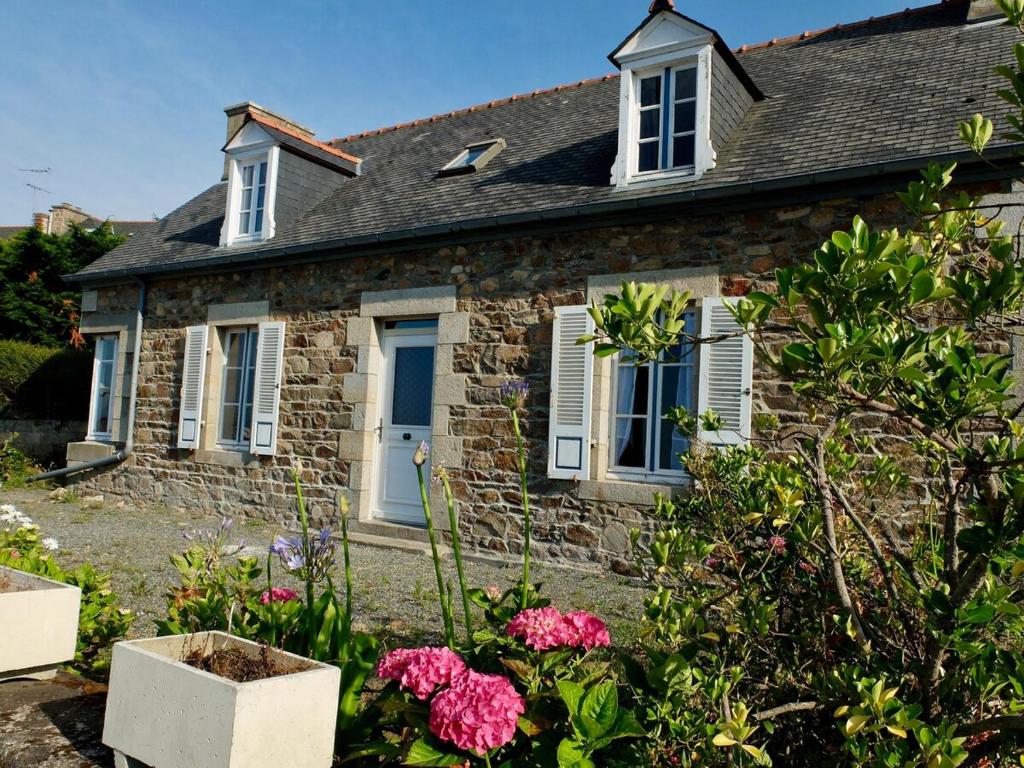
[403,433,412,441]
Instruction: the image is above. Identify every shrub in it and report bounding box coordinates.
[0,340,58,403]
[0,340,91,421]
[0,436,37,487]
[0,505,133,677]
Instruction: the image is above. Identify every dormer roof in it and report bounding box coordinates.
[224,112,362,176]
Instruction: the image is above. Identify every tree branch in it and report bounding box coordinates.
[753,701,822,722]
[839,386,960,454]
[958,715,1024,736]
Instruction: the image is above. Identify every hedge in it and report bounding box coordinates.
[0,340,92,421]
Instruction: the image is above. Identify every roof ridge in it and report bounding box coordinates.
[734,0,960,53]
[247,113,362,164]
[330,0,961,146]
[330,74,619,145]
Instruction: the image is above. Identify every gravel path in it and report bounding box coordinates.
[0,487,649,647]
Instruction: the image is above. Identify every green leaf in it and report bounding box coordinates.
[964,603,996,625]
[911,272,937,303]
[557,679,585,717]
[404,738,465,766]
[557,739,594,768]
[580,680,619,734]
[832,231,855,253]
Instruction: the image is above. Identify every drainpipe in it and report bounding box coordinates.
[28,279,147,483]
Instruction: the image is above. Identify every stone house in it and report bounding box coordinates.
[63,0,1024,569]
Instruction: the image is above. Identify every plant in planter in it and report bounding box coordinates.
[0,503,130,678]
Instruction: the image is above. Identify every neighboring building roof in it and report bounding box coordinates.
[74,0,1024,282]
[0,226,25,240]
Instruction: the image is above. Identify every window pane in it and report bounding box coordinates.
[94,390,110,434]
[257,162,267,184]
[640,109,660,140]
[391,346,435,426]
[674,101,696,134]
[658,420,689,472]
[254,209,264,232]
[98,360,113,390]
[675,68,697,100]
[225,334,245,368]
[98,337,116,363]
[223,368,241,404]
[242,165,254,187]
[614,418,647,468]
[220,404,239,442]
[464,146,487,165]
[640,75,662,107]
[638,142,659,172]
[256,183,266,209]
[240,187,253,213]
[616,364,650,416]
[239,211,250,233]
[673,135,696,168]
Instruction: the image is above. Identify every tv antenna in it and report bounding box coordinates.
[19,167,50,174]
[25,182,51,216]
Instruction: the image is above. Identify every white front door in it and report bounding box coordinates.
[373,324,437,525]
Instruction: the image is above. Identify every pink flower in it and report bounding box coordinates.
[563,611,611,650]
[507,607,574,651]
[767,535,787,556]
[376,647,467,701]
[429,670,525,755]
[259,587,300,605]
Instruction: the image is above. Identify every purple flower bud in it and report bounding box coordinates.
[499,379,530,409]
[413,441,430,467]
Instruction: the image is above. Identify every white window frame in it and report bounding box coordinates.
[221,144,280,246]
[614,44,715,189]
[607,311,699,483]
[87,334,118,442]
[217,326,260,451]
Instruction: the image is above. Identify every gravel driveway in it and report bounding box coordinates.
[0,487,649,646]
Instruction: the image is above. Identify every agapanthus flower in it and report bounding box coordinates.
[506,607,575,651]
[767,535,787,556]
[376,646,467,700]
[269,530,336,584]
[413,441,430,467]
[429,670,525,755]
[182,518,244,555]
[499,380,530,410]
[40,537,59,552]
[563,611,611,650]
[260,587,299,604]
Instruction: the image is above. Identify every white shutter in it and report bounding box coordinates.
[177,325,208,450]
[547,306,594,480]
[250,321,286,456]
[697,298,753,446]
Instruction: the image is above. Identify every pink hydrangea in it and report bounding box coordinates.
[259,587,300,605]
[563,611,611,650]
[506,607,575,651]
[376,647,467,701]
[429,670,525,755]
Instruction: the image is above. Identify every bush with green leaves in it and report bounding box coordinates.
[0,507,133,677]
[583,3,1024,764]
[0,436,37,487]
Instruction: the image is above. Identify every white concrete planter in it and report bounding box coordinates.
[0,566,81,681]
[103,631,341,768]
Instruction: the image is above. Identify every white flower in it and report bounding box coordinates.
[41,537,59,551]
[0,504,17,515]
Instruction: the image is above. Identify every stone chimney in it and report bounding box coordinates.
[32,212,49,232]
[968,0,1003,22]
[222,101,316,180]
[48,202,91,236]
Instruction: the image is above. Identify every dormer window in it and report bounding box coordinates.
[439,138,506,177]
[608,0,761,190]
[637,66,698,174]
[237,159,268,237]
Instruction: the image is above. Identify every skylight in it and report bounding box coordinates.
[439,138,506,176]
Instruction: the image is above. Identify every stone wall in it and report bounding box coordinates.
[0,420,87,466]
[72,186,986,569]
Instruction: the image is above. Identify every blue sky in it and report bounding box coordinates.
[0,0,934,223]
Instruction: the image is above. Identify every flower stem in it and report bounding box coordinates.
[511,409,532,608]
[441,474,474,642]
[416,463,455,648]
[340,503,353,650]
[292,470,316,657]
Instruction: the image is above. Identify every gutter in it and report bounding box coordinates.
[28,280,147,483]
[67,145,1024,285]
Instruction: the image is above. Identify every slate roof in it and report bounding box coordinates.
[75,0,1024,282]
[227,114,362,175]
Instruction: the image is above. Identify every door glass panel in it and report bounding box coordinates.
[391,346,435,426]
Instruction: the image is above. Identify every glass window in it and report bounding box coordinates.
[89,335,118,439]
[636,74,662,173]
[219,328,259,447]
[237,159,268,237]
[611,311,698,475]
[441,140,503,174]
[391,346,435,426]
[636,66,699,174]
